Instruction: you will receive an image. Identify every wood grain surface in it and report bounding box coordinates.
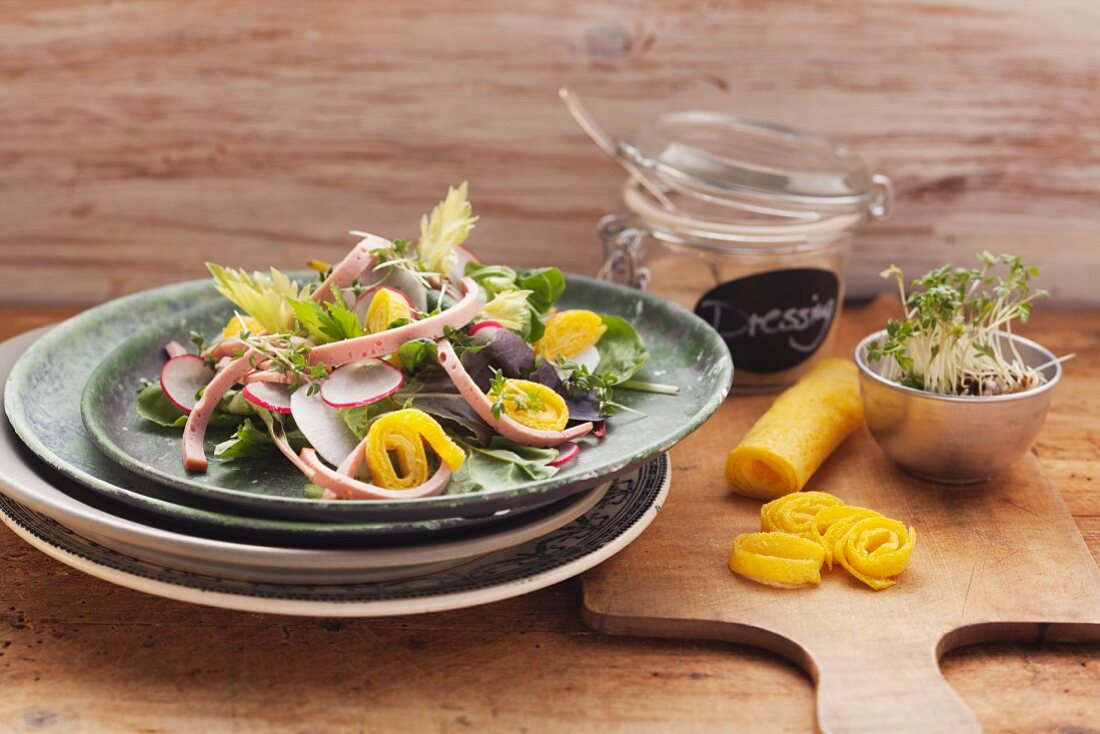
[2,1,1099,306]
[583,367,1100,732]
[0,297,1097,733]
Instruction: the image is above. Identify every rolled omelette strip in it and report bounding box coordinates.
[760,491,844,537]
[728,532,826,588]
[815,505,883,568]
[726,358,863,500]
[834,516,916,590]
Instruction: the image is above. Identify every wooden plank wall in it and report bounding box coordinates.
[1,0,1098,305]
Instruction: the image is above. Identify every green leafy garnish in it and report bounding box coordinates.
[215,418,281,459]
[398,338,439,375]
[444,437,560,495]
[488,369,509,419]
[135,382,188,428]
[136,382,252,429]
[206,263,309,333]
[866,253,1057,395]
[288,285,364,344]
[466,263,517,298]
[593,315,649,385]
[477,290,534,335]
[516,267,565,313]
[416,182,478,274]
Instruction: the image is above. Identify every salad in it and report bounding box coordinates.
[136,184,677,500]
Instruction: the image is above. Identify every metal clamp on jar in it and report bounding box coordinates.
[561,88,893,393]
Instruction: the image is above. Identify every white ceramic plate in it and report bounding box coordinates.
[0,456,670,616]
[0,328,623,583]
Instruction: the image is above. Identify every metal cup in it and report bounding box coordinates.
[855,330,1062,484]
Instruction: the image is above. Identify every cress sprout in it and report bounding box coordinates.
[866,252,1069,396]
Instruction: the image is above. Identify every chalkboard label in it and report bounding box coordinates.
[693,268,839,373]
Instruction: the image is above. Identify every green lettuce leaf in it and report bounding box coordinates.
[135,382,247,429]
[516,267,565,313]
[136,382,188,428]
[398,338,439,376]
[595,315,649,385]
[215,414,308,460]
[288,285,364,344]
[444,437,559,495]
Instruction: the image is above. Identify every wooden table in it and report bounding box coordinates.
[1,299,1097,732]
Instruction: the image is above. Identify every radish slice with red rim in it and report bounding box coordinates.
[549,441,580,467]
[289,388,362,467]
[160,354,214,413]
[242,382,293,414]
[592,421,607,438]
[385,268,429,313]
[468,320,503,344]
[320,358,404,408]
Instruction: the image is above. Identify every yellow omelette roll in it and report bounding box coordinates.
[728,532,826,588]
[760,491,844,537]
[834,516,917,591]
[814,505,883,569]
[725,358,863,500]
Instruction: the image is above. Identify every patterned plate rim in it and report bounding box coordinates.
[0,455,669,617]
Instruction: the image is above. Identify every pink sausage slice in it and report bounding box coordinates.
[312,234,391,305]
[435,339,593,448]
[307,277,480,367]
[299,448,452,500]
[183,349,258,472]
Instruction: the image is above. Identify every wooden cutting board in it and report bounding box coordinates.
[582,394,1100,734]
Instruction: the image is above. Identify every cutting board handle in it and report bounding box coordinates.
[811,638,979,734]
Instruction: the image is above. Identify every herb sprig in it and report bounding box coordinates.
[488,369,544,419]
[866,252,1067,396]
[233,324,328,395]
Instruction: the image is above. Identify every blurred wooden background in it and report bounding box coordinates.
[1,0,1098,305]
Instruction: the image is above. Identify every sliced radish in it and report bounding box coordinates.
[241,370,291,385]
[592,421,607,438]
[468,320,503,345]
[549,441,580,468]
[570,345,601,373]
[242,382,293,414]
[386,268,429,313]
[320,358,404,408]
[289,388,362,466]
[160,355,215,413]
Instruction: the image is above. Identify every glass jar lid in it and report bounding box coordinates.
[617,111,892,220]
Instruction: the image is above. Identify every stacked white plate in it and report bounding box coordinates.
[0,326,671,616]
[0,271,732,616]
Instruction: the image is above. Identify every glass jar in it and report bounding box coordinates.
[590,110,892,392]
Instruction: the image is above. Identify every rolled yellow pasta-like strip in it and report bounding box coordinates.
[834,516,917,590]
[725,358,863,500]
[728,532,826,588]
[814,505,883,568]
[760,491,844,537]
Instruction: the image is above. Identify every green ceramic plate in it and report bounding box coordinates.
[2,301,542,545]
[80,274,733,522]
